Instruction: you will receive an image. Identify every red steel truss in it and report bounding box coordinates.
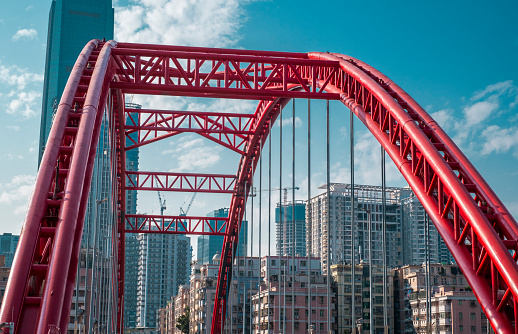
[125,171,236,193]
[125,214,228,235]
[0,41,517,334]
[124,108,255,154]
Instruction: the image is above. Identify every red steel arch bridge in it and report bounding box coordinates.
[1,40,517,333]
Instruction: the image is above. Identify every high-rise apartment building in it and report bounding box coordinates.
[393,263,481,333]
[253,256,334,334]
[124,103,141,328]
[275,201,306,257]
[307,183,408,274]
[136,233,192,328]
[0,233,19,268]
[401,191,454,266]
[40,0,114,161]
[331,264,395,334]
[197,208,247,264]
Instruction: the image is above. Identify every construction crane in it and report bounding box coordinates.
[258,186,299,204]
[157,191,166,216]
[180,192,197,216]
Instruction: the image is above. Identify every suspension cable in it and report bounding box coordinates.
[326,100,331,334]
[267,129,272,333]
[381,147,388,334]
[280,106,285,333]
[249,179,253,334]
[350,109,356,334]
[258,155,262,334]
[291,99,296,334]
[307,98,312,333]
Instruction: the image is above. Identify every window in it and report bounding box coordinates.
[471,326,477,332]
[320,310,324,317]
[459,300,463,305]
[459,312,463,319]
[320,323,324,330]
[459,325,463,332]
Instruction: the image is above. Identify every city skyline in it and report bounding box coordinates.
[1,1,517,332]
[0,0,517,260]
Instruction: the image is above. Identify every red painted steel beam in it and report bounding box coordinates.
[125,171,237,193]
[124,108,254,154]
[110,48,341,100]
[36,41,118,334]
[307,52,518,333]
[125,214,228,235]
[0,40,101,333]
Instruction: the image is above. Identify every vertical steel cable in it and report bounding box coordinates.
[258,155,262,334]
[243,183,249,334]
[368,208,373,334]
[425,213,432,333]
[350,109,356,333]
[268,130,272,333]
[381,147,388,334]
[292,99,296,334]
[250,180,254,334]
[279,107,285,333]
[307,99,312,333]
[326,100,331,334]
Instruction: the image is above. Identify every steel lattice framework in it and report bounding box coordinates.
[1,40,517,334]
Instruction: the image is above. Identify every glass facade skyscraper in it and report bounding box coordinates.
[39,0,114,162]
[197,208,248,264]
[40,1,114,332]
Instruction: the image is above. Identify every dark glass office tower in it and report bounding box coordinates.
[39,0,114,163]
[40,1,114,332]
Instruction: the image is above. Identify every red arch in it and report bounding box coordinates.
[0,41,516,334]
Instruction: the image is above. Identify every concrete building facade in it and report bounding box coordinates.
[393,263,481,333]
[307,183,407,274]
[136,233,191,328]
[252,256,334,334]
[330,264,395,334]
[401,192,454,266]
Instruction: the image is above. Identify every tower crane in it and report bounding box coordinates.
[180,192,197,216]
[157,191,166,215]
[258,186,299,204]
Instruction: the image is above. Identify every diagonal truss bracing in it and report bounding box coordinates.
[111,44,341,100]
[125,214,228,235]
[124,108,254,154]
[125,171,236,193]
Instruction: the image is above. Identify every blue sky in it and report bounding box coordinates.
[0,1,517,258]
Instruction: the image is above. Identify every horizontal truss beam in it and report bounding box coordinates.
[124,109,254,154]
[111,48,341,100]
[125,171,236,193]
[125,214,228,235]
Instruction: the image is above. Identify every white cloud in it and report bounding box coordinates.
[480,125,518,156]
[25,5,34,11]
[12,28,38,41]
[7,125,20,131]
[0,61,44,90]
[6,90,41,118]
[470,80,514,102]
[463,99,498,127]
[275,116,303,128]
[115,0,246,47]
[0,175,35,207]
[164,136,223,171]
[430,108,455,131]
